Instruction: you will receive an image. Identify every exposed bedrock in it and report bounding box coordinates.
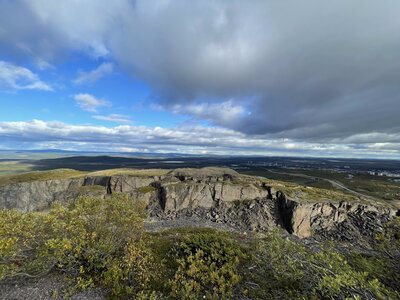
[0,167,397,241]
[277,193,396,238]
[0,178,85,211]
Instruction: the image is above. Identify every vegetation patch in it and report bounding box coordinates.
[169,230,244,299]
[0,197,246,299]
[242,168,400,207]
[265,178,363,203]
[0,195,152,298]
[77,185,106,192]
[87,168,168,177]
[0,161,33,176]
[137,185,156,194]
[281,184,361,203]
[243,231,399,299]
[0,169,86,187]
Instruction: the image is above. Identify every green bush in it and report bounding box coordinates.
[247,231,398,299]
[376,217,400,251]
[1,197,248,299]
[247,231,308,299]
[102,238,162,298]
[0,195,158,298]
[170,230,245,299]
[374,217,400,292]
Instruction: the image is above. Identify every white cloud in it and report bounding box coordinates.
[0,61,52,91]
[92,114,132,124]
[35,58,54,70]
[171,101,247,127]
[73,93,110,112]
[0,119,399,158]
[73,62,114,84]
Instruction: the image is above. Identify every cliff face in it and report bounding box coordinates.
[0,173,163,211]
[0,167,398,241]
[160,181,269,211]
[277,194,397,238]
[158,177,271,212]
[0,178,85,211]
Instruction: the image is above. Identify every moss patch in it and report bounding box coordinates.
[0,169,86,187]
[137,186,156,194]
[87,168,168,177]
[77,185,106,197]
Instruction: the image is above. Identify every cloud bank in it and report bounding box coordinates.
[0,120,399,158]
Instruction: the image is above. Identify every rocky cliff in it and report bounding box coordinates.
[156,168,272,212]
[0,178,85,211]
[0,167,398,241]
[277,192,397,239]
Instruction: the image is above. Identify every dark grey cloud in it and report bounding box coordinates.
[0,1,65,62]
[1,0,400,145]
[107,0,400,142]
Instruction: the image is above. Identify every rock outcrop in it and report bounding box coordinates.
[157,168,271,211]
[277,193,396,239]
[0,178,85,211]
[0,167,397,242]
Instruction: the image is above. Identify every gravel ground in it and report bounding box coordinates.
[144,216,239,232]
[0,275,106,300]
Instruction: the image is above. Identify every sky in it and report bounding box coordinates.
[0,0,400,158]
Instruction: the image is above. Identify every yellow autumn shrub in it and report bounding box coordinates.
[170,231,244,299]
[0,195,158,298]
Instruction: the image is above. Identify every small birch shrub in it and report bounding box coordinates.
[0,195,159,298]
[170,231,244,299]
[248,231,398,299]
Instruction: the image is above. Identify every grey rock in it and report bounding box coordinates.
[0,178,85,211]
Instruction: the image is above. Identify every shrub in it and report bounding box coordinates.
[248,231,308,299]
[247,231,398,299]
[374,217,400,292]
[0,195,158,298]
[102,238,162,298]
[0,209,45,280]
[169,230,244,299]
[376,217,400,251]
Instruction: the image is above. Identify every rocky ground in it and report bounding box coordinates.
[0,275,106,300]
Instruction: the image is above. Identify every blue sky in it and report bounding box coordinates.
[0,56,188,128]
[1,0,400,158]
